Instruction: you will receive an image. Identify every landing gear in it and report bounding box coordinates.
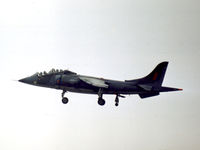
[62,97,69,104]
[98,98,105,106]
[61,90,69,104]
[115,94,125,106]
[115,95,119,106]
[97,88,105,106]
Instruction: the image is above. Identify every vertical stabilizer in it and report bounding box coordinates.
[139,62,168,87]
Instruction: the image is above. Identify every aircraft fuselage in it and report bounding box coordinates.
[19,62,182,106]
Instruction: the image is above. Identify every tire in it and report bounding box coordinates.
[62,97,69,104]
[98,98,105,106]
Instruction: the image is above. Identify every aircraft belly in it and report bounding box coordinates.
[103,90,140,95]
[58,78,143,95]
[59,84,141,95]
[64,88,139,95]
[60,86,97,94]
[106,82,139,94]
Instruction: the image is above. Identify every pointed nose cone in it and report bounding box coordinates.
[19,78,28,83]
[19,76,36,85]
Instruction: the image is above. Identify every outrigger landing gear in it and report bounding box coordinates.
[97,88,105,106]
[61,90,69,104]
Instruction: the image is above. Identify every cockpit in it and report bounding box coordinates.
[35,68,76,77]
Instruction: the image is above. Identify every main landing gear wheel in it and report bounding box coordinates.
[61,90,69,104]
[98,98,105,106]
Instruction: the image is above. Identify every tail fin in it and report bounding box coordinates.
[140,61,168,87]
[125,62,182,99]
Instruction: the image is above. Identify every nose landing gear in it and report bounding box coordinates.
[62,97,69,104]
[61,90,69,104]
[97,88,105,106]
[98,97,105,106]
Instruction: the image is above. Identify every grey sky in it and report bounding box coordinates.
[0,0,200,150]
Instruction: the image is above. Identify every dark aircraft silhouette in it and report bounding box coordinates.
[19,62,182,106]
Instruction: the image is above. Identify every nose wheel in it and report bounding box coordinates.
[98,97,105,106]
[62,97,69,104]
[61,90,69,104]
[97,88,105,106]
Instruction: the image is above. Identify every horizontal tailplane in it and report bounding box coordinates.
[159,86,183,92]
[139,87,182,99]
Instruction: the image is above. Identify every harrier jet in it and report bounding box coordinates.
[19,62,182,106]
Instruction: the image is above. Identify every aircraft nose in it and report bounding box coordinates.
[19,76,36,85]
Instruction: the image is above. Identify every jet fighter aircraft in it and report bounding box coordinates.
[19,62,182,106]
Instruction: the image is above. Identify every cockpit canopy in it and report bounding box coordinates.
[35,68,76,77]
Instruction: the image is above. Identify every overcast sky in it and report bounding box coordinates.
[0,0,200,150]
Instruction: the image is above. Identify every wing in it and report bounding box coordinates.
[79,76,109,88]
